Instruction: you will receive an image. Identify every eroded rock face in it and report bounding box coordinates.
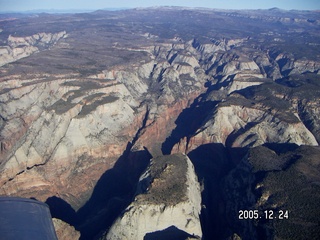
[52,218,80,240]
[0,32,67,67]
[0,7,319,239]
[191,100,317,148]
[0,38,207,209]
[172,79,320,154]
[105,154,202,240]
[0,72,143,209]
[223,145,320,239]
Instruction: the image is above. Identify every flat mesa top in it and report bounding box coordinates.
[137,153,189,205]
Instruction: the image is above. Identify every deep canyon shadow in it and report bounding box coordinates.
[188,142,303,239]
[161,97,218,155]
[188,143,248,239]
[46,142,152,240]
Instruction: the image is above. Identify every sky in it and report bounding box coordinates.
[0,0,320,12]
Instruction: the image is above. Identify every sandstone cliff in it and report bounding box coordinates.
[0,38,208,209]
[171,78,320,154]
[53,218,80,240]
[0,31,67,67]
[0,8,319,239]
[105,153,202,240]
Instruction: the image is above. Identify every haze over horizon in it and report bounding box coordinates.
[1,0,320,12]
[1,0,320,239]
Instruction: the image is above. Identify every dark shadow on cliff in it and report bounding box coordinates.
[46,142,152,240]
[225,122,260,149]
[188,142,306,240]
[188,143,248,240]
[46,196,77,226]
[161,77,237,155]
[220,143,319,240]
[161,96,218,155]
[144,226,197,240]
[263,142,299,154]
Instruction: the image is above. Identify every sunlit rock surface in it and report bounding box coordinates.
[53,218,80,240]
[105,154,202,240]
[0,7,319,239]
[0,31,67,67]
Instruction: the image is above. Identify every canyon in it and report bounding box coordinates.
[0,7,320,239]
[105,154,202,240]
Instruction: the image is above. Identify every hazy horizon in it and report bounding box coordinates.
[1,0,320,13]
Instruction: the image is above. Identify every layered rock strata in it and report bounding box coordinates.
[105,153,202,240]
[0,32,67,67]
[0,8,319,239]
[172,79,320,154]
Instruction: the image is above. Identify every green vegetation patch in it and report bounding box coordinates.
[273,43,320,61]
[47,99,77,114]
[247,146,286,172]
[76,95,119,118]
[137,153,189,205]
[257,146,320,239]
[62,80,102,89]
[223,82,301,123]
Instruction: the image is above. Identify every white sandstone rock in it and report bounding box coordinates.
[197,105,318,148]
[0,31,66,67]
[106,154,202,240]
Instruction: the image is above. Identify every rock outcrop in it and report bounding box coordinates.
[0,72,143,209]
[52,218,80,240]
[0,7,319,239]
[172,78,320,154]
[223,145,320,239]
[105,153,202,240]
[0,38,207,208]
[0,31,67,67]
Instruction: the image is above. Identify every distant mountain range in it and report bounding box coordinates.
[0,8,129,14]
[0,7,319,240]
[1,6,319,14]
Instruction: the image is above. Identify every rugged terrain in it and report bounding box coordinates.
[0,7,319,239]
[223,145,320,240]
[106,154,202,240]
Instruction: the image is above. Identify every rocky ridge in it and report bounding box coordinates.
[0,8,319,239]
[53,218,80,240]
[0,39,209,208]
[105,154,202,240]
[170,76,320,154]
[223,145,320,239]
[0,31,67,67]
